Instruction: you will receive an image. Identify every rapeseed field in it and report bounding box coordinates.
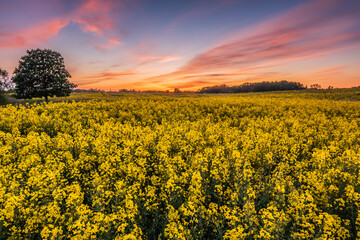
[0,91,359,239]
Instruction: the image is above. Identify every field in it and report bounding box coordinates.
[0,89,360,239]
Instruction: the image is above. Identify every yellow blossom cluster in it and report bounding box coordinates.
[0,91,359,239]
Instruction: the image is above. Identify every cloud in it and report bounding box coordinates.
[144,0,360,89]
[0,18,69,48]
[76,70,136,87]
[70,0,124,50]
[162,80,213,89]
[178,0,360,74]
[0,0,123,50]
[313,65,346,75]
[95,37,122,51]
[137,55,183,65]
[165,72,286,89]
[128,42,183,66]
[87,71,136,79]
[138,72,285,90]
[179,73,261,79]
[71,0,115,35]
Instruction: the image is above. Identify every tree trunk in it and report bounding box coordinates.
[45,95,48,103]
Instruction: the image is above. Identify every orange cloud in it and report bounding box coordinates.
[74,70,136,87]
[161,80,213,89]
[180,73,263,79]
[136,72,286,90]
[87,71,136,79]
[175,72,286,89]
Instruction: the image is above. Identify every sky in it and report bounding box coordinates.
[0,0,360,91]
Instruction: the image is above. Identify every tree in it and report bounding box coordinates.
[198,81,306,93]
[12,49,77,103]
[0,68,9,92]
[310,84,321,89]
[0,68,7,78]
[0,67,13,104]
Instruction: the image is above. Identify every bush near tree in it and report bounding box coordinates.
[12,49,77,103]
[0,67,10,91]
[0,67,13,104]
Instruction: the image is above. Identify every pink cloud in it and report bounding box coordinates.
[313,66,346,75]
[87,71,136,79]
[95,37,122,51]
[144,0,360,89]
[137,55,183,64]
[0,0,122,50]
[178,0,360,74]
[71,0,123,50]
[71,0,115,35]
[0,18,69,49]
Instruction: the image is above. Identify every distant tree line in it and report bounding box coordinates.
[73,88,105,92]
[198,80,306,93]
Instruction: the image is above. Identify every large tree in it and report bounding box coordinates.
[12,49,77,102]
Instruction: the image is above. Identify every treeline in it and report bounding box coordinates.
[198,80,306,93]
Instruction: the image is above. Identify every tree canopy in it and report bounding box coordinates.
[12,49,77,102]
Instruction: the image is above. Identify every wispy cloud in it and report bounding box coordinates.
[76,70,136,87]
[137,55,183,65]
[145,0,360,89]
[178,0,360,74]
[313,65,346,75]
[166,72,285,89]
[135,71,286,90]
[95,37,122,51]
[87,71,136,79]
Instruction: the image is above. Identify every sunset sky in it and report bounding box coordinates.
[0,0,359,90]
